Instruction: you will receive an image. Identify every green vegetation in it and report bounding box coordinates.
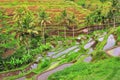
[49,57,120,80]
[0,0,120,80]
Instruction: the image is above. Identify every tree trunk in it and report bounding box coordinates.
[41,21,45,44]
[43,23,46,44]
[108,22,109,28]
[42,27,45,44]
[73,26,74,38]
[114,16,116,28]
[64,26,66,39]
[58,27,59,37]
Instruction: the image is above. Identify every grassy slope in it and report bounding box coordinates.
[48,57,120,80]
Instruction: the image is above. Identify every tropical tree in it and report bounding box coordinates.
[86,8,103,25]
[110,0,120,27]
[60,10,68,39]
[67,14,77,38]
[54,15,61,37]
[38,10,51,44]
[100,0,120,27]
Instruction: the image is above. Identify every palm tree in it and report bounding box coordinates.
[67,14,77,38]
[54,16,61,37]
[60,10,68,39]
[38,10,51,44]
[111,0,120,28]
[106,0,120,27]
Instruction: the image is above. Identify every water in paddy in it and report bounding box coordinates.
[103,34,116,50]
[51,45,79,58]
[84,34,116,51]
[107,47,120,56]
[47,52,55,57]
[84,56,92,63]
[84,40,95,49]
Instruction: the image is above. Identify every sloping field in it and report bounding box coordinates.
[0,0,90,24]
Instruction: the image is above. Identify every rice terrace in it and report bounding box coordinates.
[0,0,120,80]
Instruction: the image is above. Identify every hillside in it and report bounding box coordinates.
[0,0,120,80]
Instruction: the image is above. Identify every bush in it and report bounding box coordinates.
[93,51,109,61]
[40,58,50,68]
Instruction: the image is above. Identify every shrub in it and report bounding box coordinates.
[93,50,109,61]
[40,58,50,68]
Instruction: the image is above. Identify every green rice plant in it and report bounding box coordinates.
[48,57,120,80]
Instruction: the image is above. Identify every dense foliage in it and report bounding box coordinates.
[84,0,120,25]
[0,8,52,71]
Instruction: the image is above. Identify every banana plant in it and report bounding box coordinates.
[9,57,16,68]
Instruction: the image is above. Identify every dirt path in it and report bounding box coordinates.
[36,63,72,80]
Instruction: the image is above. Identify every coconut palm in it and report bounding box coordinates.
[67,14,77,38]
[104,0,120,27]
[38,10,51,44]
[60,10,68,39]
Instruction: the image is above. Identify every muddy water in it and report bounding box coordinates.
[103,34,116,50]
[0,63,37,80]
[107,47,120,56]
[0,70,21,80]
[37,63,72,80]
[16,63,38,80]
